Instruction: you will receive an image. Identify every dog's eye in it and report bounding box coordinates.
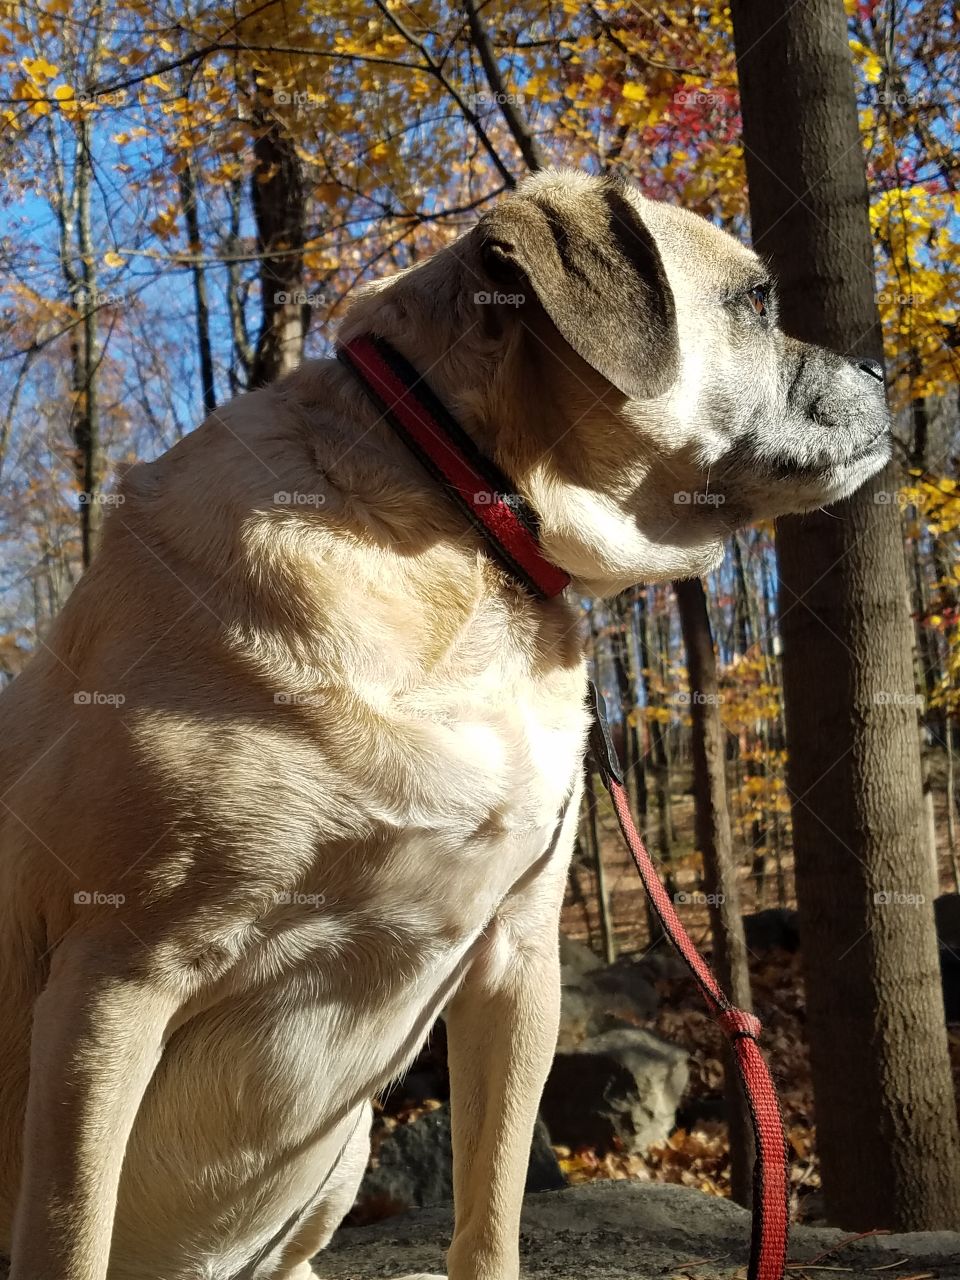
[745,284,769,318]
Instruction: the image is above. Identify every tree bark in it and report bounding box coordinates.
[176,117,216,415]
[674,577,754,1207]
[637,590,671,944]
[730,0,960,1229]
[71,109,102,568]
[249,105,308,388]
[584,764,616,965]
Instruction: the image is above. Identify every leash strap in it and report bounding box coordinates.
[337,332,788,1280]
[589,681,789,1280]
[337,335,570,598]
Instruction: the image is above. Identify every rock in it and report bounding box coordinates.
[558,935,604,985]
[321,1180,960,1279]
[540,1027,688,1155]
[558,951,660,1050]
[742,907,800,953]
[353,1104,564,1221]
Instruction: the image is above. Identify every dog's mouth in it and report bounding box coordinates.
[766,426,891,482]
[846,428,892,466]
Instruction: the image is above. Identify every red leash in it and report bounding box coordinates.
[587,683,789,1280]
[338,334,790,1280]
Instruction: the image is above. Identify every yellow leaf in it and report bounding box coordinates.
[22,55,59,82]
[103,251,124,268]
[622,82,648,103]
[53,84,74,100]
[849,39,882,84]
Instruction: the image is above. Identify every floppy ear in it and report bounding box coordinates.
[478,180,679,399]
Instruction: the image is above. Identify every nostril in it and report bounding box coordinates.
[857,358,885,384]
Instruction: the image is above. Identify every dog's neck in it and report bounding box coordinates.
[336,334,570,600]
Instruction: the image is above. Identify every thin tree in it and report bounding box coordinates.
[675,577,754,1207]
[729,0,960,1229]
[249,99,308,388]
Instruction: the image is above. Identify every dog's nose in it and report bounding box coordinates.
[855,357,885,384]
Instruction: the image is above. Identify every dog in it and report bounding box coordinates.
[0,167,890,1280]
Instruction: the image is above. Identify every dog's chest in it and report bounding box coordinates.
[390,673,588,836]
[230,679,588,991]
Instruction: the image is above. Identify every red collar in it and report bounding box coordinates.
[336,335,570,599]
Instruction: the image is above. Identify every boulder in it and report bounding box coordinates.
[558,935,605,985]
[540,1027,688,1155]
[353,1104,564,1221]
[558,950,660,1050]
[322,1180,960,1279]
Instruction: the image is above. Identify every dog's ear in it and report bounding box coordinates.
[477,179,679,399]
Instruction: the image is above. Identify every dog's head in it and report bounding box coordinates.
[341,168,891,595]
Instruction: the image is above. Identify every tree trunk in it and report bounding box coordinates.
[674,577,754,1207]
[249,106,308,388]
[71,110,101,569]
[730,0,960,1229]
[585,764,616,965]
[637,590,670,944]
[177,128,216,416]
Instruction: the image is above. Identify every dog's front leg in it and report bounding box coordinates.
[444,789,580,1280]
[9,937,179,1280]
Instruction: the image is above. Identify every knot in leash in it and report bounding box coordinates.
[718,1007,763,1041]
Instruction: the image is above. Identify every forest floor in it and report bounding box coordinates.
[369,750,960,1225]
[552,940,960,1221]
[325,1182,960,1279]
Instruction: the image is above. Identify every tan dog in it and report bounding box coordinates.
[0,168,889,1280]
